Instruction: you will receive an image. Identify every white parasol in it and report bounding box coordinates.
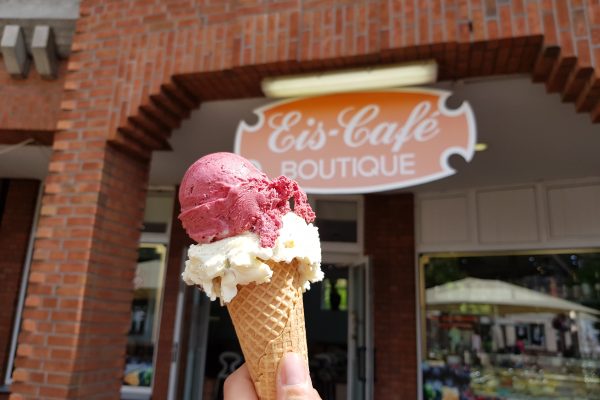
[426,278,599,315]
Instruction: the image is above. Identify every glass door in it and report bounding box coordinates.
[347,259,373,400]
[306,260,373,400]
[168,249,212,400]
[181,288,211,400]
[172,259,373,400]
[306,265,349,399]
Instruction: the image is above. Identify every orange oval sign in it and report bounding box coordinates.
[235,89,476,194]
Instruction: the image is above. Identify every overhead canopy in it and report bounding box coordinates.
[426,278,600,315]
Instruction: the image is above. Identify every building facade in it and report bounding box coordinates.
[1,1,600,399]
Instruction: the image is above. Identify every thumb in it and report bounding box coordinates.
[276,353,320,400]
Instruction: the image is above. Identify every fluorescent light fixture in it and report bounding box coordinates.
[475,143,488,152]
[262,60,438,98]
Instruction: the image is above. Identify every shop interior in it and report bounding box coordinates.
[421,251,600,400]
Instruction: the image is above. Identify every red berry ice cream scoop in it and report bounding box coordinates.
[178,152,315,248]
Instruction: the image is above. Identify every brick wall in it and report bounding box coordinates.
[0,64,66,146]
[0,180,39,384]
[365,193,416,400]
[61,0,600,158]
[10,142,150,400]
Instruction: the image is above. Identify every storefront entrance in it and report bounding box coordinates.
[170,259,373,400]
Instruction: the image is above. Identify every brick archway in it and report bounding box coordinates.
[11,2,600,399]
[111,35,599,160]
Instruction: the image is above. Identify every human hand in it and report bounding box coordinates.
[224,352,322,400]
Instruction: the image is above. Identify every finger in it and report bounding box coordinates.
[311,388,323,400]
[277,353,320,400]
[224,364,258,400]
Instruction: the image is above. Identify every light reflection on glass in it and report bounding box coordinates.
[123,244,167,388]
[422,251,600,400]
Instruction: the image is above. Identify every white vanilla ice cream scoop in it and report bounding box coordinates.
[182,212,323,303]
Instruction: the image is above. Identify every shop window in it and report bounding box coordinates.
[420,250,600,400]
[122,190,173,399]
[141,191,174,237]
[310,196,364,255]
[122,244,167,396]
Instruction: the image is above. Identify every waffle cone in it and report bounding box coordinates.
[227,259,308,400]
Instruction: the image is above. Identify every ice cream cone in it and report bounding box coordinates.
[227,259,308,400]
[178,153,321,399]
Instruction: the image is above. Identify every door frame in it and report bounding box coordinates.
[167,248,188,400]
[168,247,211,400]
[326,253,374,400]
[348,256,373,400]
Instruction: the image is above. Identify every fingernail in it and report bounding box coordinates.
[280,353,306,386]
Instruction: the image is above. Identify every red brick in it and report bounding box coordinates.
[46,372,71,386]
[543,12,559,45]
[555,0,570,30]
[38,386,70,398]
[16,345,33,358]
[23,296,41,308]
